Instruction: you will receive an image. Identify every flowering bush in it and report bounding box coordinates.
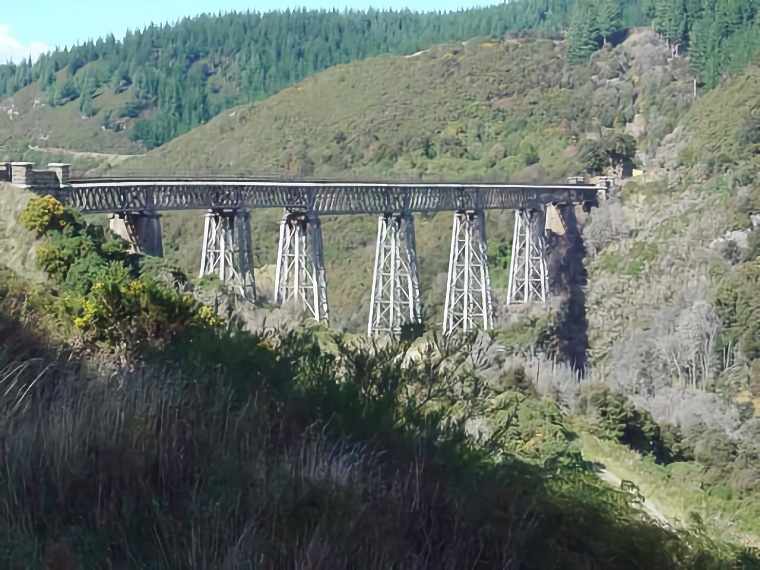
[20,196,224,352]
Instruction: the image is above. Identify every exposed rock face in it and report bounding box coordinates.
[625,114,648,141]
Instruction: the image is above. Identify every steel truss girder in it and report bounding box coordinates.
[274,211,329,325]
[61,181,599,215]
[443,210,494,335]
[506,209,548,305]
[367,212,422,338]
[199,209,256,301]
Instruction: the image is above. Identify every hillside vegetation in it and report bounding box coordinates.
[107,30,690,333]
[0,1,623,156]
[1,0,756,157]
[1,194,758,568]
[102,23,760,546]
[2,0,760,561]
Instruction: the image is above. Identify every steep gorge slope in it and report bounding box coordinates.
[116,35,760,538]
[584,62,760,422]
[116,30,693,330]
[2,207,755,567]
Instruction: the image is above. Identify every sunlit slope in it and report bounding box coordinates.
[116,31,691,328]
[118,38,585,180]
[0,78,143,162]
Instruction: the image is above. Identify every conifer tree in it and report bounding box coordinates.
[595,0,622,44]
[653,0,688,45]
[566,0,602,65]
[687,16,718,85]
[643,0,658,23]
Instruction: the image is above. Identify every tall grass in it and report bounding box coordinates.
[0,307,758,568]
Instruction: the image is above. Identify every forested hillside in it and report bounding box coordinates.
[0,2,592,151]
[112,30,692,333]
[565,0,759,86]
[1,1,755,157]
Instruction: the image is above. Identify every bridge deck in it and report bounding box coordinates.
[56,179,599,214]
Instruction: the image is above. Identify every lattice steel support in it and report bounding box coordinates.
[367,213,422,338]
[443,210,494,335]
[199,209,256,301]
[506,209,548,305]
[274,211,329,324]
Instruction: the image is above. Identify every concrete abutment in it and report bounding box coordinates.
[108,212,164,258]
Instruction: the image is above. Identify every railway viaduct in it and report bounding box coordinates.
[3,162,604,337]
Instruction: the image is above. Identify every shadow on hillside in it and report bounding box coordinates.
[0,303,753,568]
[0,277,93,411]
[607,28,632,49]
[546,205,590,377]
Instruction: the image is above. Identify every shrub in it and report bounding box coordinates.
[19,195,78,236]
[74,272,222,349]
[714,258,760,361]
[585,386,689,465]
[19,195,222,353]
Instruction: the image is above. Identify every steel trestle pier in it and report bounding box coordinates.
[274,211,329,325]
[443,210,494,335]
[199,209,256,301]
[506,209,548,305]
[368,213,422,337]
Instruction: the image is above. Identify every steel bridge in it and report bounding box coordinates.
[61,178,596,214]
[8,162,603,338]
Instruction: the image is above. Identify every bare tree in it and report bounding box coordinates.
[582,196,630,258]
[668,300,722,389]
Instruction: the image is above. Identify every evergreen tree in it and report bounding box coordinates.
[653,0,688,45]
[595,0,622,44]
[687,16,713,83]
[79,88,94,117]
[643,0,658,22]
[566,0,602,65]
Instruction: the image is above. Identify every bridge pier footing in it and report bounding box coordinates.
[109,211,164,258]
[506,209,548,305]
[274,211,329,325]
[443,210,494,335]
[199,209,256,302]
[368,212,422,338]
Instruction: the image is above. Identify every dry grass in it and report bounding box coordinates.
[0,305,739,568]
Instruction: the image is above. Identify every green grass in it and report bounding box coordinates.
[0,79,143,157]
[576,427,760,549]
